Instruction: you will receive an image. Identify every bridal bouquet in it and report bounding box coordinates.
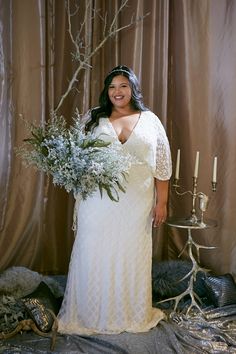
[17,111,135,201]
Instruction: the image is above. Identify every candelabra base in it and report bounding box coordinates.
[157,217,217,316]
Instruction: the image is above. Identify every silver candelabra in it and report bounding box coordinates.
[157,151,218,315]
[172,176,217,228]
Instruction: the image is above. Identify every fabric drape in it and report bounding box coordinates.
[166,0,236,274]
[0,0,235,275]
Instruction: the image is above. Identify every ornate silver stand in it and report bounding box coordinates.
[157,177,217,315]
[163,218,216,315]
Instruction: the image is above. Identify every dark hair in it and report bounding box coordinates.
[85,65,147,132]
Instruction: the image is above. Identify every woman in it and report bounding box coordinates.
[58,65,172,335]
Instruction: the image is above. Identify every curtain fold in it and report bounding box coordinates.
[0,0,13,233]
[0,0,236,275]
[0,0,48,269]
[167,0,236,274]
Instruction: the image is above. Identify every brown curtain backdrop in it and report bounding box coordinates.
[0,0,236,275]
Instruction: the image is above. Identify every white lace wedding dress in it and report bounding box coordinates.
[58,110,172,335]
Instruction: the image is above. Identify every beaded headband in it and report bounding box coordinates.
[109,68,130,76]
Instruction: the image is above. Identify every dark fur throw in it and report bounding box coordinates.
[152,260,207,302]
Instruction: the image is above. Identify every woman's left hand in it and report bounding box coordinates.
[153,202,167,227]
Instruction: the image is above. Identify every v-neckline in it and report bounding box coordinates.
[108,112,141,145]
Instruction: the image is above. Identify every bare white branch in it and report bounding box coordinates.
[103,12,108,38]
[109,0,129,34]
[54,0,148,112]
[67,0,79,53]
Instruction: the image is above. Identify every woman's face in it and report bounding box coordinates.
[108,75,132,110]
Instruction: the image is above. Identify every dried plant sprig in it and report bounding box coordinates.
[17,112,137,202]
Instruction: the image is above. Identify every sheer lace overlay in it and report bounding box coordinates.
[58,111,172,335]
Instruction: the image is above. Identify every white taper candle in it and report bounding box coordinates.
[194,151,200,178]
[175,149,180,179]
[212,156,217,183]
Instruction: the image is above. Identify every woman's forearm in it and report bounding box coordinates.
[155,179,169,206]
[153,179,169,227]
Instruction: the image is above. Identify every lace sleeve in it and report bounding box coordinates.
[154,121,172,181]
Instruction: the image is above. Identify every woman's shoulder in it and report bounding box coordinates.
[142,110,169,140]
[142,110,163,125]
